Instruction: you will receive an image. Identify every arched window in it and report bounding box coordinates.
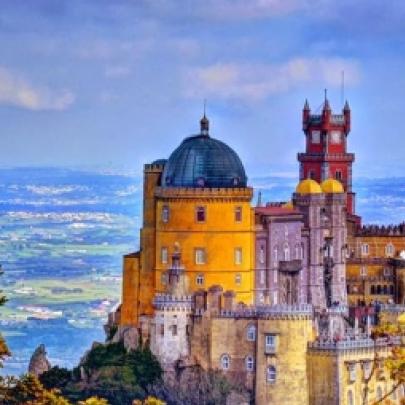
[347,390,354,405]
[377,285,382,295]
[267,365,276,383]
[385,243,394,257]
[370,285,376,294]
[295,244,302,260]
[259,245,265,264]
[245,355,254,371]
[376,386,382,401]
[220,354,230,370]
[361,243,369,256]
[389,285,394,295]
[383,285,388,295]
[274,247,278,265]
[196,274,204,285]
[246,325,256,341]
[283,244,290,261]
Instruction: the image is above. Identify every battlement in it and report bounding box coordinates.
[210,304,313,320]
[155,186,253,201]
[153,293,193,311]
[356,223,405,236]
[308,336,400,352]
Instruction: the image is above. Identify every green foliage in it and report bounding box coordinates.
[40,366,72,390]
[61,342,163,405]
[0,267,10,368]
[0,373,71,405]
[126,346,163,390]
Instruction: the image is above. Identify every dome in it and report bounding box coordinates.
[321,178,344,193]
[162,132,247,188]
[296,179,322,194]
[282,201,294,209]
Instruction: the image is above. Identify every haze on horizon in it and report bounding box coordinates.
[0,0,404,178]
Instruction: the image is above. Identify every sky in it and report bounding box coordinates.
[0,0,405,178]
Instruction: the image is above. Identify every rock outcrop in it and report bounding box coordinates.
[28,344,51,377]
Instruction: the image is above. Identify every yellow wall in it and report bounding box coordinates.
[154,187,254,303]
[120,253,140,326]
[349,235,405,258]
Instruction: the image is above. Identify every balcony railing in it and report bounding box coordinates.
[279,259,302,273]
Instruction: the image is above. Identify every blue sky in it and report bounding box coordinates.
[0,0,405,178]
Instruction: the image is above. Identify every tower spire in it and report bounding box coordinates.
[323,89,331,111]
[200,100,209,136]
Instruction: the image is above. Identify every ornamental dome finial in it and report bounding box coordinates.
[200,100,209,136]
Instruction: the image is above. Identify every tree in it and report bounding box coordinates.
[40,366,72,390]
[133,397,166,405]
[361,321,405,405]
[0,265,10,367]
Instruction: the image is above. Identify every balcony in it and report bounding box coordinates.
[278,259,302,273]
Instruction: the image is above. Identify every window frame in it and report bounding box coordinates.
[234,247,243,265]
[235,206,242,223]
[246,325,256,341]
[196,273,204,286]
[220,354,230,370]
[161,247,168,264]
[195,205,206,223]
[245,355,254,372]
[195,248,206,265]
[267,365,276,383]
[161,205,170,223]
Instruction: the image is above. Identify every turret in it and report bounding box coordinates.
[302,99,310,130]
[343,100,351,133]
[321,93,331,132]
[200,113,209,136]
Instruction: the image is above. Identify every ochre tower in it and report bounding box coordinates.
[120,114,255,327]
[298,97,355,215]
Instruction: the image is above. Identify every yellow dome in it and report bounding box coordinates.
[321,178,344,193]
[295,179,322,194]
[282,201,294,209]
[398,312,405,325]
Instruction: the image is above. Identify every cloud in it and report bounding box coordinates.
[184,58,360,102]
[0,67,75,111]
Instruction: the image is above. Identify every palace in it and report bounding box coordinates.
[108,98,405,404]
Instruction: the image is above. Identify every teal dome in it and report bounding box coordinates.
[162,132,247,188]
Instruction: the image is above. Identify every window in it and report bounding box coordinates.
[265,334,276,353]
[309,170,315,179]
[196,206,206,223]
[331,131,341,144]
[196,274,204,285]
[161,273,167,285]
[235,206,242,222]
[360,265,367,277]
[245,356,254,371]
[361,243,369,256]
[383,267,391,277]
[235,273,242,285]
[273,247,278,265]
[347,390,354,405]
[376,386,382,401]
[335,170,342,180]
[283,244,290,261]
[311,130,320,144]
[234,248,242,265]
[162,205,169,223]
[172,325,177,336]
[347,363,356,382]
[273,291,278,305]
[161,247,168,264]
[259,245,265,264]
[370,285,376,295]
[195,248,206,265]
[160,324,164,336]
[267,365,276,383]
[220,354,230,370]
[295,244,302,260]
[385,243,394,257]
[247,325,256,341]
[260,270,265,285]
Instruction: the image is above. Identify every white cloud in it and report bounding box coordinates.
[184,58,360,102]
[0,67,75,111]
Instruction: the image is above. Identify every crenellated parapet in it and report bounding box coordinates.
[215,304,313,320]
[357,222,405,236]
[153,293,193,311]
[155,186,253,202]
[308,336,400,354]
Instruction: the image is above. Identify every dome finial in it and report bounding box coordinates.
[200,99,209,136]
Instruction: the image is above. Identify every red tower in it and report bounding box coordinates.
[298,97,355,214]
